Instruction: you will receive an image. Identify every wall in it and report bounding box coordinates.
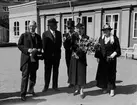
[8,1,37,43]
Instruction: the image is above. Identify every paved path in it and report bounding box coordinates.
[0,47,137,105]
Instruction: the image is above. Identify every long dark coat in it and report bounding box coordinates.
[94,35,121,89]
[18,32,42,71]
[68,34,89,86]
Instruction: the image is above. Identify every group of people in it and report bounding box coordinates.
[17,18,121,101]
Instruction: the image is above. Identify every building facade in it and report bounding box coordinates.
[8,1,38,43]
[8,0,137,49]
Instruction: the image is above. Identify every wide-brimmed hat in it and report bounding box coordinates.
[76,23,84,29]
[66,20,75,28]
[102,24,113,31]
[48,18,58,26]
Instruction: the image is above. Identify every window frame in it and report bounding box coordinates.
[104,13,120,37]
[14,21,19,36]
[25,20,30,32]
[132,12,137,39]
[63,17,73,34]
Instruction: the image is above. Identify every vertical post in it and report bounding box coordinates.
[68,0,74,20]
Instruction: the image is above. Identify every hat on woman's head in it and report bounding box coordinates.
[76,23,84,29]
[48,18,58,26]
[67,20,75,29]
[102,24,113,31]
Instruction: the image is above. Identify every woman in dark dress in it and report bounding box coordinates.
[94,24,121,97]
[68,23,89,99]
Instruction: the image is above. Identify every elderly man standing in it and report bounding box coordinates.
[42,18,62,92]
[18,20,42,101]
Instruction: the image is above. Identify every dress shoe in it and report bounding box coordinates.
[80,93,85,99]
[28,91,36,96]
[102,89,107,94]
[110,90,115,97]
[73,90,80,96]
[21,96,26,101]
[53,88,60,92]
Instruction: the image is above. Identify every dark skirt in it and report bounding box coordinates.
[68,56,86,86]
[96,58,117,89]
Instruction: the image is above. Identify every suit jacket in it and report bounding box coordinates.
[18,32,42,71]
[63,33,72,51]
[42,30,62,60]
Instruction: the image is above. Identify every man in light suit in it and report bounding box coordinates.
[42,18,62,92]
[18,20,42,101]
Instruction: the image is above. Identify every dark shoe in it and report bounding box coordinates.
[53,88,60,92]
[28,88,36,96]
[73,90,80,96]
[68,84,74,88]
[28,91,36,96]
[80,93,85,99]
[21,96,26,101]
[42,88,48,92]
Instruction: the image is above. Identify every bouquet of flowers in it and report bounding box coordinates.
[77,37,98,54]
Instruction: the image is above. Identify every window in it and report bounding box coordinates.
[25,20,30,32]
[63,18,72,34]
[104,14,119,37]
[133,13,137,38]
[3,7,8,11]
[14,21,19,36]
[88,17,92,22]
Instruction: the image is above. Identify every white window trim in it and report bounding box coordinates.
[14,21,19,36]
[104,13,120,38]
[25,20,30,32]
[132,12,137,39]
[62,17,73,34]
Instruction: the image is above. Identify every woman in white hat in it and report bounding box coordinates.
[94,24,121,97]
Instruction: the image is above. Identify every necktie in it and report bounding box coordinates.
[53,31,55,38]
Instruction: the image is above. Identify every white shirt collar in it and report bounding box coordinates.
[50,29,55,37]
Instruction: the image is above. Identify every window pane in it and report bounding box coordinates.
[69,18,72,21]
[14,22,16,26]
[134,30,137,37]
[134,21,137,29]
[113,15,118,22]
[25,21,27,25]
[17,22,19,26]
[17,27,19,31]
[114,23,117,30]
[88,17,92,22]
[17,32,19,36]
[14,32,16,36]
[106,15,111,23]
[135,13,137,21]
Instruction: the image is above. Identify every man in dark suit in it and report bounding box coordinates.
[42,18,62,92]
[63,20,75,88]
[18,20,42,101]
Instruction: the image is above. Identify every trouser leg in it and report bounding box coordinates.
[52,59,60,89]
[44,60,52,89]
[65,51,71,77]
[20,64,29,97]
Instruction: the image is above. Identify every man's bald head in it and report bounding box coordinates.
[29,20,37,33]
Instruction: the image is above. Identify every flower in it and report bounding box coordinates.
[76,37,98,55]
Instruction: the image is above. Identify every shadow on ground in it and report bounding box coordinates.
[0,92,46,105]
[84,83,137,98]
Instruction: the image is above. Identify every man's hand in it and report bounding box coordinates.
[28,48,33,53]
